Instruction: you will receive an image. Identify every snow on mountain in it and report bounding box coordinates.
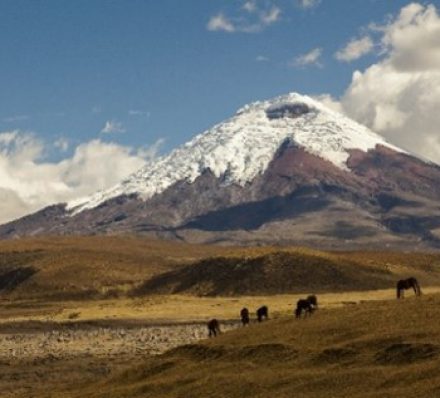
[68,92,404,214]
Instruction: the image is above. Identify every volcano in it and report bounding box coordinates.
[2,93,440,249]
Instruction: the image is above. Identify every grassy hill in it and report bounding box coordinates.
[0,236,241,300]
[1,236,440,300]
[68,294,440,398]
[135,251,395,296]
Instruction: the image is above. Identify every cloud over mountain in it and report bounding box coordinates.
[0,131,162,223]
[329,3,440,163]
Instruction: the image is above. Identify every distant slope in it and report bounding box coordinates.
[2,236,440,300]
[135,251,395,296]
[0,236,242,300]
[70,294,440,398]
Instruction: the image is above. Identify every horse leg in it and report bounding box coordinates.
[415,282,421,296]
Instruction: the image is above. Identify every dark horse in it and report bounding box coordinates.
[256,305,269,322]
[207,319,221,337]
[396,277,421,299]
[240,307,250,326]
[295,295,318,318]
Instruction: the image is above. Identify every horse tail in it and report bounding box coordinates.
[396,283,401,299]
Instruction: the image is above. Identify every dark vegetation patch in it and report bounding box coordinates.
[315,221,377,239]
[169,344,227,361]
[231,343,298,362]
[0,266,37,291]
[314,347,359,365]
[375,343,439,365]
[0,250,42,292]
[134,251,393,296]
[375,193,420,212]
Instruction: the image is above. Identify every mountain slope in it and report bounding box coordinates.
[67,93,402,213]
[2,92,440,248]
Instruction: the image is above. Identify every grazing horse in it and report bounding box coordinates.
[397,277,421,299]
[295,294,318,318]
[207,319,221,337]
[256,305,269,322]
[306,294,318,308]
[240,307,250,326]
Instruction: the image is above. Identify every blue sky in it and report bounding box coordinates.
[1,0,440,222]
[0,0,416,155]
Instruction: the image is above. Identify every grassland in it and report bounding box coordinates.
[66,293,440,398]
[2,236,440,397]
[2,236,440,300]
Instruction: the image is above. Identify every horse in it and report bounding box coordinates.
[396,277,421,299]
[240,307,250,326]
[256,305,269,322]
[295,295,318,318]
[207,319,221,337]
[306,294,318,308]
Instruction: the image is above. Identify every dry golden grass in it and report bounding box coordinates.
[2,287,440,326]
[1,235,440,300]
[66,293,440,398]
[0,236,248,299]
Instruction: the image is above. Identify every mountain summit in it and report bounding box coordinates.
[2,92,440,249]
[68,93,402,213]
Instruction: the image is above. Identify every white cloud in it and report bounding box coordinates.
[0,131,163,224]
[243,1,257,13]
[327,3,440,164]
[207,13,236,33]
[296,0,321,9]
[260,7,281,25]
[335,36,374,62]
[291,47,322,67]
[101,120,126,134]
[312,94,343,113]
[207,2,281,34]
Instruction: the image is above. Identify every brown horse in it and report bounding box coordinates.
[207,319,221,337]
[396,277,421,299]
[256,305,268,322]
[295,295,318,318]
[240,307,250,326]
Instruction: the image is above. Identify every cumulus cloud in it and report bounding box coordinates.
[0,131,163,223]
[291,48,322,67]
[333,3,440,163]
[207,2,281,33]
[335,36,374,62]
[101,120,126,134]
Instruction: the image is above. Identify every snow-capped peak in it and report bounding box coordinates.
[68,92,404,213]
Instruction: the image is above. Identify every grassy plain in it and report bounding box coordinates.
[1,236,440,397]
[68,293,440,398]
